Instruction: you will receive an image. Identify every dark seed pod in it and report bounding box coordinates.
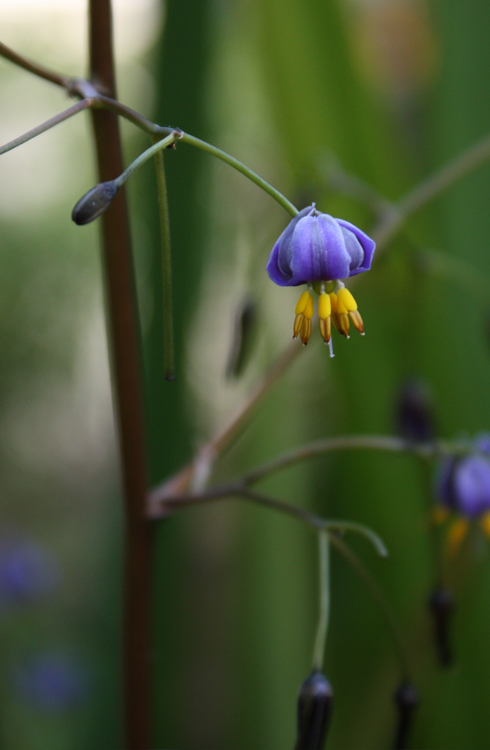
[393,682,420,750]
[71,181,118,225]
[428,588,455,667]
[396,379,435,443]
[225,296,257,378]
[295,670,333,750]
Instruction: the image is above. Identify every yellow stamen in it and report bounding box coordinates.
[349,309,364,335]
[318,292,332,343]
[295,290,311,315]
[446,517,469,558]
[318,292,331,320]
[480,511,490,539]
[293,290,314,344]
[337,287,357,311]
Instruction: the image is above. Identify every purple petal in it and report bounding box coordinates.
[266,207,313,287]
[453,456,490,517]
[335,218,376,275]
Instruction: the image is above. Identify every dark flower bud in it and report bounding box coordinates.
[295,670,333,750]
[428,588,454,667]
[396,379,435,443]
[393,682,420,750]
[71,181,118,225]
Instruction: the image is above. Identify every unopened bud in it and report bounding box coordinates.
[393,682,420,750]
[396,379,435,443]
[71,181,118,225]
[429,588,454,667]
[295,670,333,750]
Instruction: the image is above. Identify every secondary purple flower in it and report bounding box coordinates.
[266,205,375,354]
[435,434,490,555]
[0,537,60,607]
[13,653,89,711]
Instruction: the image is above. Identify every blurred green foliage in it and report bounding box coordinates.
[3,0,490,748]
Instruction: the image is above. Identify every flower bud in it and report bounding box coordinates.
[396,379,435,443]
[428,588,454,667]
[71,181,118,225]
[393,682,419,750]
[295,670,333,750]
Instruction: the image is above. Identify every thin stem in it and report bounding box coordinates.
[149,342,302,501]
[148,484,387,557]
[115,132,181,188]
[312,532,330,671]
[240,435,464,487]
[0,100,91,156]
[0,41,69,89]
[374,132,490,249]
[328,533,411,681]
[180,132,299,217]
[152,137,175,380]
[96,95,170,135]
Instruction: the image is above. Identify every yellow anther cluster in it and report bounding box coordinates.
[293,285,364,349]
[330,287,364,339]
[293,290,314,344]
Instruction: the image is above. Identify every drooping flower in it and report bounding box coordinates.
[434,434,490,555]
[266,205,376,355]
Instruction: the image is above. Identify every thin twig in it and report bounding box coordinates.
[0,100,92,156]
[240,436,462,486]
[148,483,388,557]
[153,137,175,380]
[149,342,303,501]
[0,41,70,88]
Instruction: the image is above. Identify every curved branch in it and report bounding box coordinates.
[240,435,460,486]
[0,100,91,156]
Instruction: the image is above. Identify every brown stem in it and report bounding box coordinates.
[0,41,69,88]
[88,2,151,748]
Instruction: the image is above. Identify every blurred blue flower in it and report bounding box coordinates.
[435,434,490,555]
[0,537,60,607]
[14,653,89,711]
[266,205,375,352]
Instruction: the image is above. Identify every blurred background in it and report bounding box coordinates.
[1,0,490,747]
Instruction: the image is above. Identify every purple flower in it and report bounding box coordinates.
[14,653,89,711]
[266,205,375,354]
[266,205,375,287]
[0,537,60,607]
[435,434,490,555]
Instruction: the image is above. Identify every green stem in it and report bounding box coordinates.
[329,533,411,681]
[180,132,299,217]
[115,132,181,188]
[0,100,91,156]
[148,484,387,557]
[152,137,175,380]
[240,435,465,487]
[312,531,330,671]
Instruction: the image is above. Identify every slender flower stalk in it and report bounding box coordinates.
[152,136,175,380]
[312,532,331,671]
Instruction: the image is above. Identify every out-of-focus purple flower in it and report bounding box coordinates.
[266,205,375,353]
[14,653,89,711]
[435,434,490,555]
[0,538,60,607]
